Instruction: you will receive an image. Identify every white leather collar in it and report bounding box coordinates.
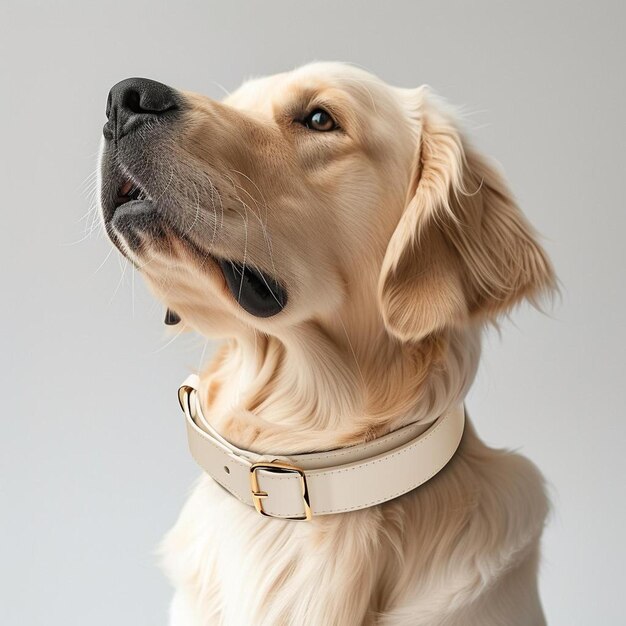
[178,374,465,521]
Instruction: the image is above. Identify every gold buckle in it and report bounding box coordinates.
[250,461,312,521]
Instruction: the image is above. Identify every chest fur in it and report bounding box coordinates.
[161,431,548,626]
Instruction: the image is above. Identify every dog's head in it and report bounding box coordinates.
[99,63,554,344]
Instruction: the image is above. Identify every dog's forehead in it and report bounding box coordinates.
[224,63,389,115]
[224,73,289,113]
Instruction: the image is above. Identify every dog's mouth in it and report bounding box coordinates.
[103,170,288,319]
[115,179,149,208]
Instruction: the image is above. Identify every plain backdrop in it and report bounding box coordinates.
[1,1,624,624]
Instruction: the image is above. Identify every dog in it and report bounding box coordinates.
[98,62,555,625]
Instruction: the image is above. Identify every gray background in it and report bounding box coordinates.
[1,1,624,624]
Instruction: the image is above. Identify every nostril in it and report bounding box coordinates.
[139,88,178,115]
[122,88,144,115]
[120,80,178,116]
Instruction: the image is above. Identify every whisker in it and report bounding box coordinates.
[197,338,210,372]
[337,313,366,390]
[109,257,129,304]
[227,171,279,284]
[151,323,186,354]
[252,261,284,308]
[92,248,114,276]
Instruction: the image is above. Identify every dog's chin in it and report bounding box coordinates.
[110,199,159,242]
[106,199,172,262]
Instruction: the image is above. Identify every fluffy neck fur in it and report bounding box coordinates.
[197,319,481,455]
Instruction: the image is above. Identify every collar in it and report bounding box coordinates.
[178,374,465,521]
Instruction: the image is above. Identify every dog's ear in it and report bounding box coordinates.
[378,87,555,342]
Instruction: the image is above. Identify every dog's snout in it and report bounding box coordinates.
[103,77,179,141]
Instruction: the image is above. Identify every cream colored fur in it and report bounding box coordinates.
[103,63,555,625]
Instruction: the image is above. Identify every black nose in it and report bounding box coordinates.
[104,77,179,141]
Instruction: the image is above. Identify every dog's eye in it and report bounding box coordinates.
[303,109,337,131]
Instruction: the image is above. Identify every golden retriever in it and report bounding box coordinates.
[98,62,555,625]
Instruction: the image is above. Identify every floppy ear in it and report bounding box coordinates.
[379,87,555,342]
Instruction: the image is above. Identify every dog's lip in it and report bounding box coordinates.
[217,258,288,317]
[109,197,158,239]
[113,197,153,216]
